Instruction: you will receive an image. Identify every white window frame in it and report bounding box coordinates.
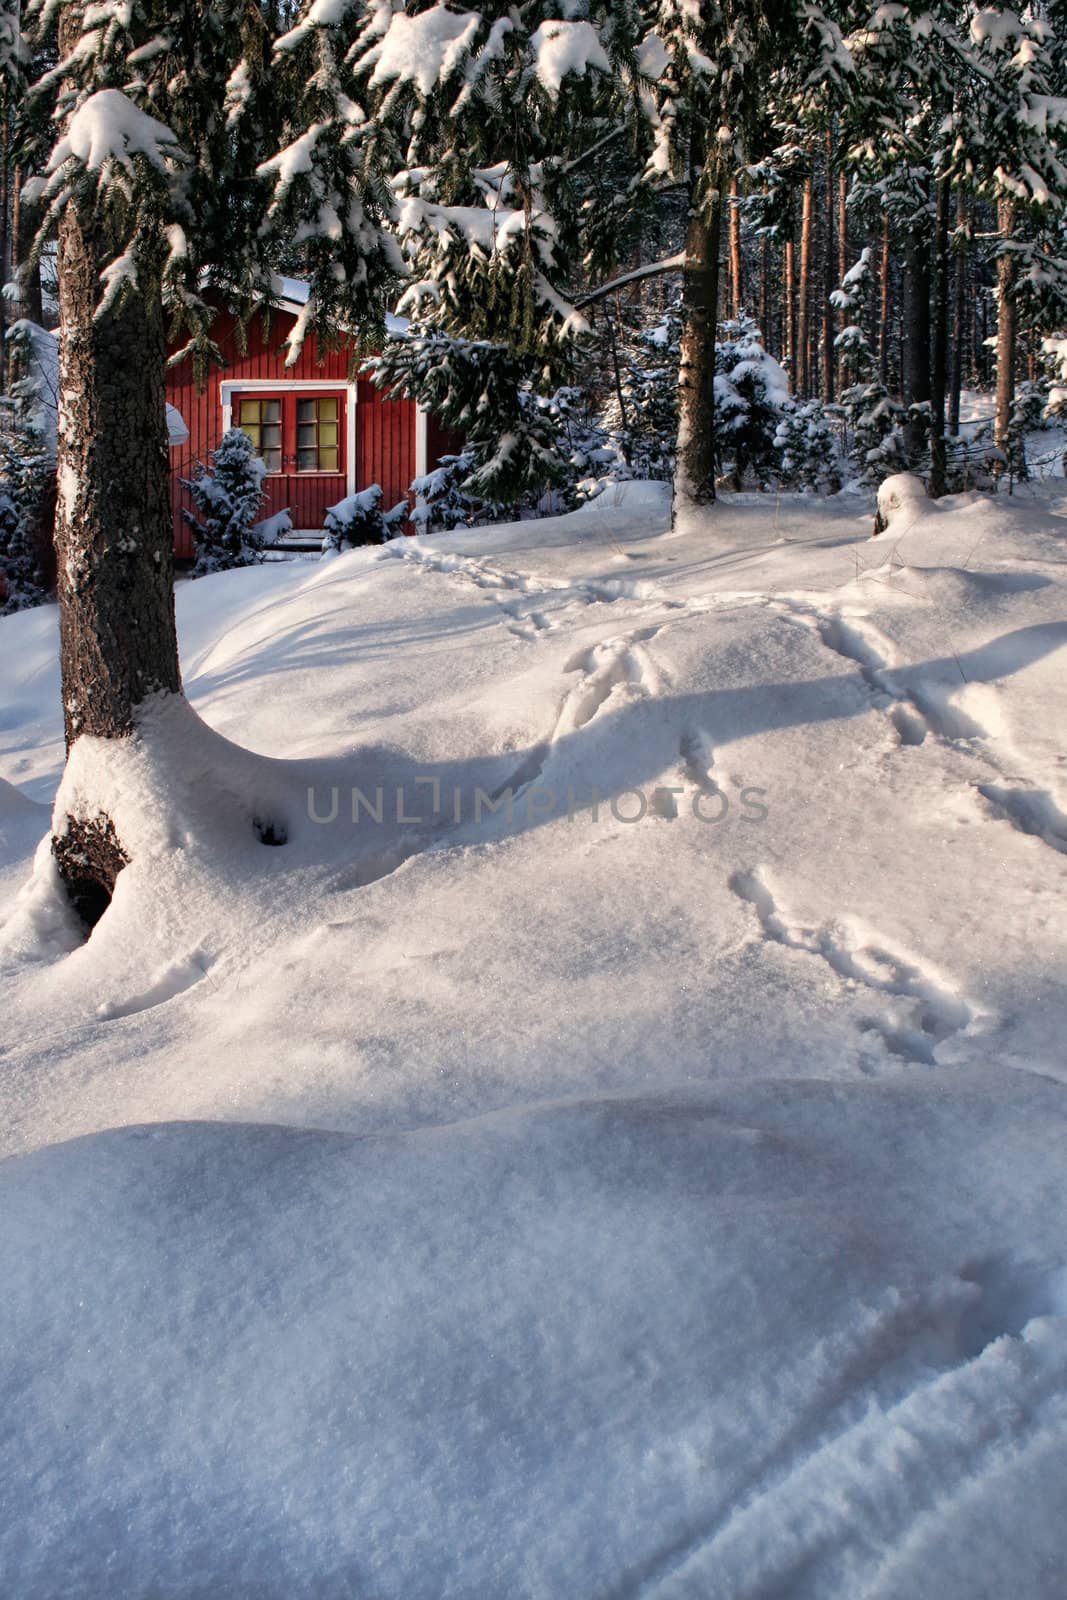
[220,380,430,509]
[220,380,358,495]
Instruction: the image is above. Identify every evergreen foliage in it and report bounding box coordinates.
[0,421,52,612]
[323,487,408,551]
[181,429,268,576]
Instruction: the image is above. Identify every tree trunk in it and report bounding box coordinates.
[797,176,813,396]
[994,196,1018,477]
[51,192,182,922]
[759,233,769,346]
[836,168,848,389]
[821,130,835,403]
[878,215,890,387]
[929,179,950,497]
[675,132,723,514]
[12,168,45,327]
[948,187,967,436]
[0,112,9,394]
[784,233,796,389]
[729,177,743,316]
[900,227,931,466]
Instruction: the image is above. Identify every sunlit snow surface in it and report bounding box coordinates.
[2,480,1067,1596]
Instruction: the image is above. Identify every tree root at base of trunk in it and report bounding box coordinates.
[52,814,129,932]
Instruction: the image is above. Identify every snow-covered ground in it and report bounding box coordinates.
[2,479,1067,1596]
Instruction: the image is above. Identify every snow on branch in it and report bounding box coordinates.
[575,253,686,308]
[275,0,361,54]
[358,4,481,96]
[44,89,183,181]
[529,20,611,98]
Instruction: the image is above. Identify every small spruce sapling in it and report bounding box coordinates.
[714,316,792,488]
[410,455,482,534]
[323,487,408,551]
[182,428,268,576]
[832,251,906,485]
[0,422,53,612]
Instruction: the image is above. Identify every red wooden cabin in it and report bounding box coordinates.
[166,280,455,556]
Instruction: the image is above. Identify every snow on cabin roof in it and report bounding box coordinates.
[270,275,411,339]
[8,320,189,450]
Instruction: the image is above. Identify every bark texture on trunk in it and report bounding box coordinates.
[994,196,1018,474]
[784,234,796,388]
[929,179,950,497]
[675,133,723,512]
[836,169,848,390]
[729,177,742,316]
[797,176,813,396]
[821,131,835,403]
[878,216,891,386]
[55,207,180,746]
[0,117,8,393]
[12,168,44,328]
[900,228,931,466]
[948,187,967,437]
[52,192,182,920]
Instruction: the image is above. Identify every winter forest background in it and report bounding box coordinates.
[6,6,1067,1591]
[2,0,1067,613]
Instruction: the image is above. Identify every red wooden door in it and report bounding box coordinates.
[235,390,347,530]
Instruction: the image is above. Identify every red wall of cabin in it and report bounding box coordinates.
[166,302,420,558]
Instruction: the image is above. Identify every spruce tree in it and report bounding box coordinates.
[22,0,402,919]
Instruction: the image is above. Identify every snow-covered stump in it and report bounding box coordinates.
[873,472,929,536]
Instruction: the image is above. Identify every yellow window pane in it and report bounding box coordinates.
[240,425,260,448]
[319,447,339,472]
[239,400,261,424]
[318,397,338,420]
[319,422,338,447]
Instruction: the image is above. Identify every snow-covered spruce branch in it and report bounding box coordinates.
[575,254,686,309]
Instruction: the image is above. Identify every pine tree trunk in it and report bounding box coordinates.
[948,187,967,436]
[836,169,848,390]
[900,228,931,466]
[878,215,891,387]
[821,130,835,403]
[994,196,1017,476]
[929,179,950,497]
[798,176,813,396]
[12,168,44,327]
[675,133,723,513]
[0,112,10,394]
[784,233,796,389]
[51,191,182,922]
[729,177,742,316]
[759,234,769,346]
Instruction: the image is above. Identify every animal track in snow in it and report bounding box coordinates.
[774,600,993,752]
[783,600,1067,861]
[728,867,978,1065]
[956,1257,1067,1358]
[679,728,717,792]
[975,784,1067,856]
[96,950,213,1021]
[492,628,663,801]
[389,541,678,621]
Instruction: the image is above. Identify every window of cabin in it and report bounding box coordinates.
[238,398,283,473]
[297,396,340,472]
[235,392,345,475]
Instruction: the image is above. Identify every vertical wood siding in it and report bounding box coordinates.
[354,378,417,515]
[167,303,422,556]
